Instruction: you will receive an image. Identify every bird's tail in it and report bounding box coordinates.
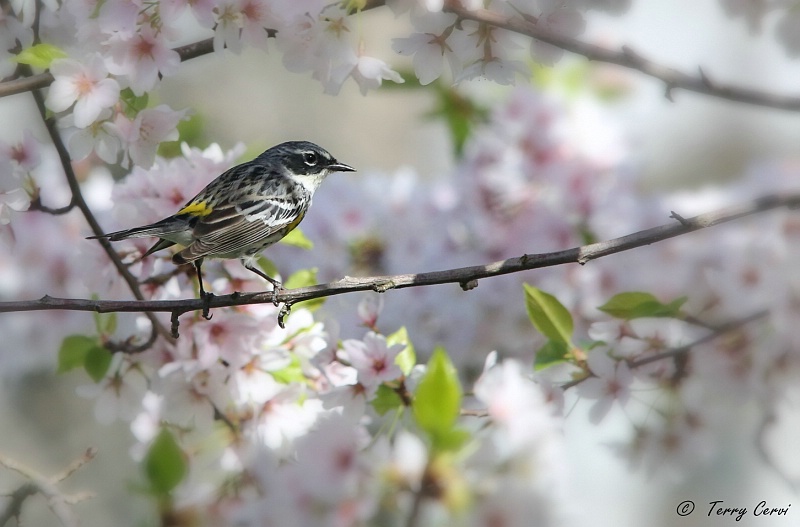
[87,217,187,241]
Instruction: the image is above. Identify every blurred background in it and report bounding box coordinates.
[2,1,800,526]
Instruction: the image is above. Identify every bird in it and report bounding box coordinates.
[89,141,355,315]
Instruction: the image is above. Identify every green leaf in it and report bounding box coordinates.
[103,313,118,335]
[426,85,488,157]
[534,339,571,371]
[387,326,416,375]
[93,311,117,336]
[413,347,467,451]
[119,88,149,118]
[379,68,424,90]
[284,268,317,289]
[524,284,574,346]
[431,428,471,451]
[279,227,314,250]
[284,268,324,311]
[270,355,306,384]
[84,346,113,382]
[371,384,404,416]
[598,292,688,320]
[13,43,67,69]
[57,335,96,373]
[144,428,187,496]
[343,0,367,12]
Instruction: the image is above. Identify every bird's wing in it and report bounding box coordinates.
[176,195,305,262]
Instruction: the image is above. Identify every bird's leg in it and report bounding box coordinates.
[242,261,284,306]
[194,259,213,320]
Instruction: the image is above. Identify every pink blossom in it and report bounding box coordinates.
[392,12,460,84]
[107,104,188,168]
[356,294,383,328]
[105,25,181,95]
[342,53,405,95]
[212,0,245,53]
[76,358,148,424]
[0,13,33,78]
[474,359,558,450]
[577,351,633,424]
[61,108,121,163]
[0,188,30,225]
[46,55,121,128]
[238,0,279,49]
[290,416,369,501]
[529,6,586,65]
[341,332,403,394]
[0,130,41,176]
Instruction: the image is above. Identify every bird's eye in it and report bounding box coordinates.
[303,151,318,166]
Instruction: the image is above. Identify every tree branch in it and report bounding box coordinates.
[0,449,95,527]
[25,70,174,350]
[2,5,800,112]
[445,4,800,111]
[459,308,769,420]
[559,309,770,391]
[1,193,797,337]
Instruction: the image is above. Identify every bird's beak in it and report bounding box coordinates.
[329,162,356,173]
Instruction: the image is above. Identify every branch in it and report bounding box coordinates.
[459,309,770,420]
[2,5,800,112]
[1,193,798,335]
[444,4,800,112]
[0,449,96,527]
[560,309,770,391]
[25,68,173,350]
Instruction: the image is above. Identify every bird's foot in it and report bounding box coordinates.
[201,291,214,320]
[270,283,285,307]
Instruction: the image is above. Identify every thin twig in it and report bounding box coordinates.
[28,196,75,215]
[626,309,768,369]
[0,450,95,527]
[445,5,800,111]
[2,5,800,112]
[0,193,796,335]
[25,71,173,350]
[559,309,769,391]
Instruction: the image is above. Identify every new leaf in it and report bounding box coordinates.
[598,292,687,320]
[413,347,468,451]
[524,284,574,346]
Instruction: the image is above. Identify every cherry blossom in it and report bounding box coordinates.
[45,54,121,129]
[0,11,32,78]
[392,12,461,84]
[105,24,181,95]
[474,359,561,451]
[529,6,586,65]
[576,351,633,424]
[61,109,121,163]
[341,331,404,395]
[0,187,30,225]
[106,104,188,168]
[75,357,149,424]
[356,294,383,328]
[0,130,41,177]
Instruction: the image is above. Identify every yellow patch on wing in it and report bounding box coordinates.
[177,201,213,217]
[284,210,306,233]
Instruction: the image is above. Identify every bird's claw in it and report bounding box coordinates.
[201,291,214,320]
[270,284,285,306]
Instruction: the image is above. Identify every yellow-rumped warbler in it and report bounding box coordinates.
[90,141,355,306]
